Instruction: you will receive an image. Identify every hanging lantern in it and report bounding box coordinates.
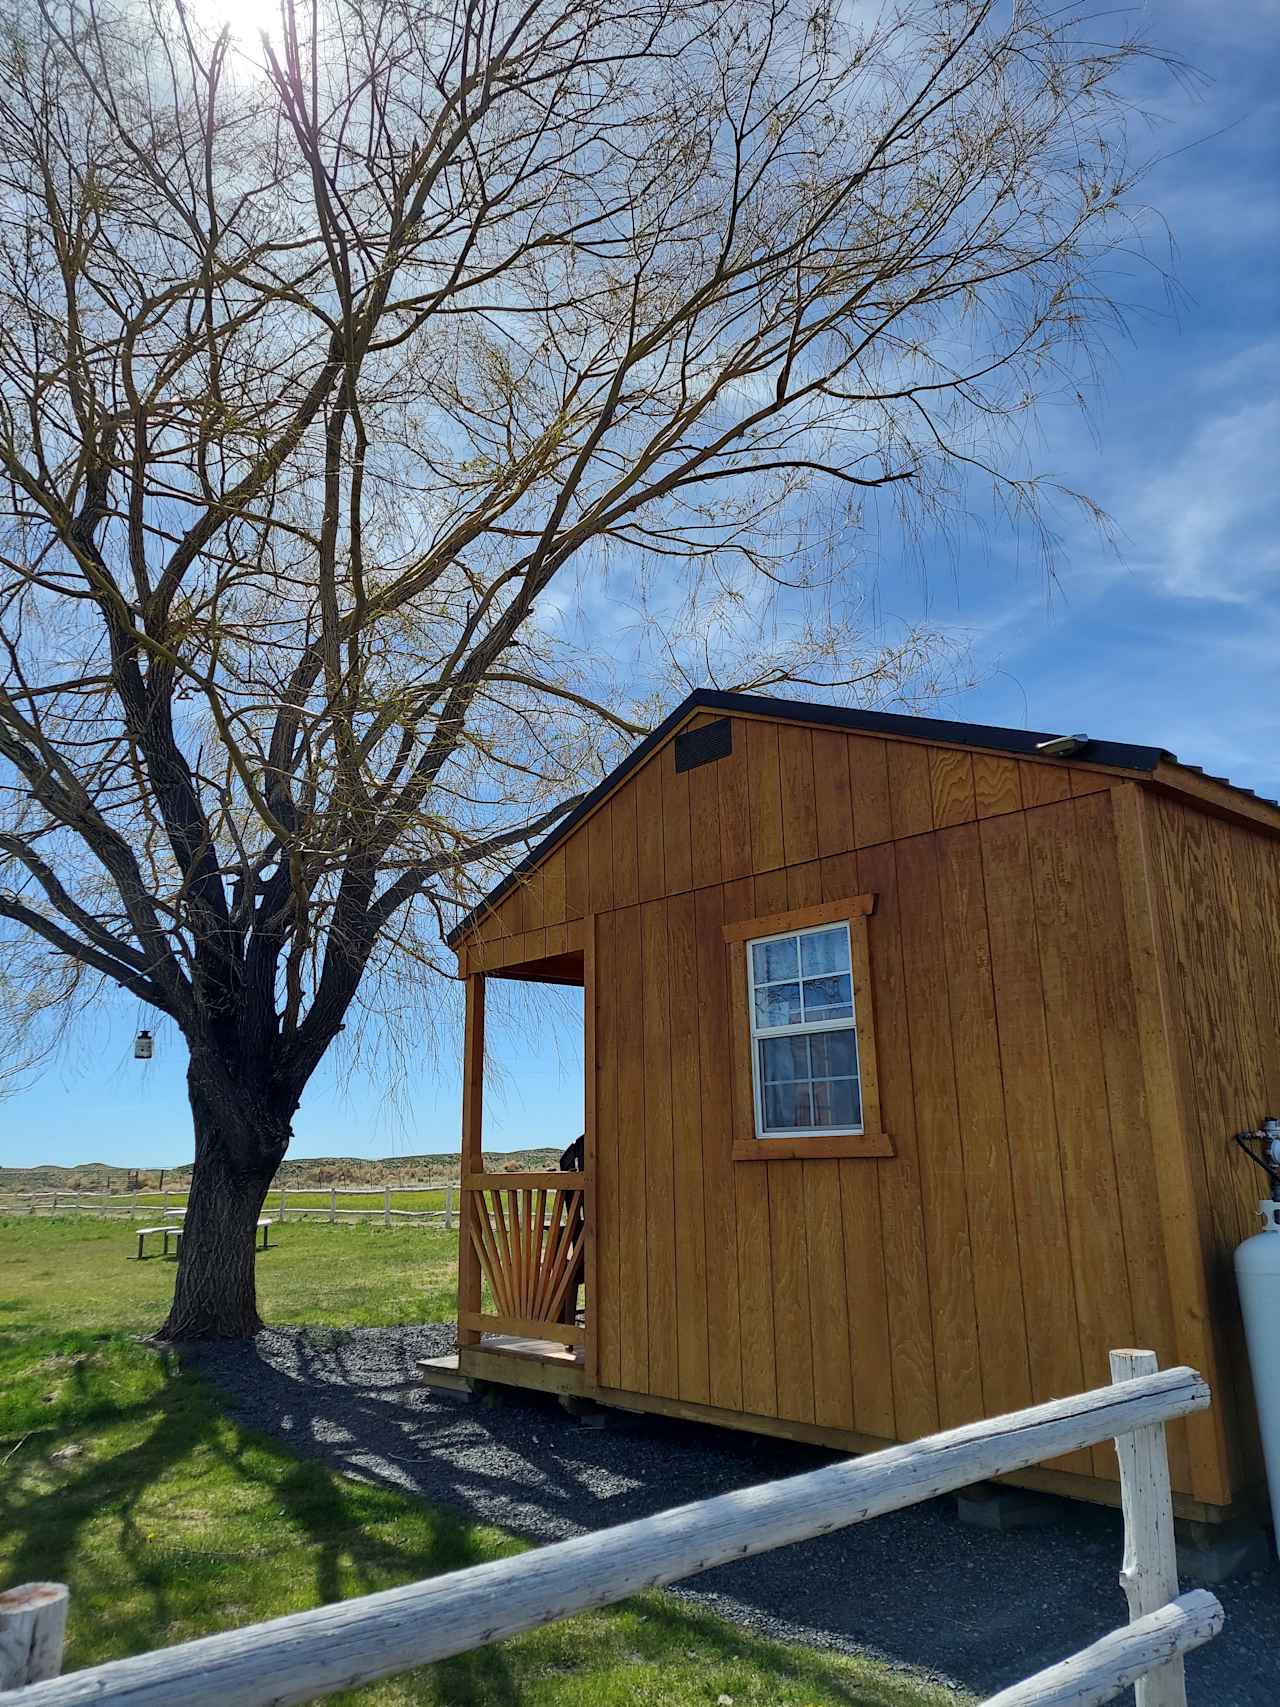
[134,1029,154,1060]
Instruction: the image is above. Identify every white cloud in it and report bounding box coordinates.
[1126,394,1280,600]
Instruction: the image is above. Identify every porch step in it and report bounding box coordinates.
[416,1354,472,1394]
[459,1336,588,1399]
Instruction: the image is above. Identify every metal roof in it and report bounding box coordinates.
[445,687,1272,946]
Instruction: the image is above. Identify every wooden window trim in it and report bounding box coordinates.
[721,894,875,943]
[723,895,892,1163]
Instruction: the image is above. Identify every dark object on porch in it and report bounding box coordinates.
[558,1134,586,1325]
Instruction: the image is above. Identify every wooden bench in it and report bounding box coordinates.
[134,1226,173,1260]
[135,1219,273,1259]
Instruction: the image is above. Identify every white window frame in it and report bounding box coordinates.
[746,920,863,1141]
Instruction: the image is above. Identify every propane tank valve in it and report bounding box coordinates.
[1234,1116,1280,1202]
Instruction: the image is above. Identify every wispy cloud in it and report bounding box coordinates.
[1127,389,1280,602]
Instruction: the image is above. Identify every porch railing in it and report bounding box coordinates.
[460,1171,586,1347]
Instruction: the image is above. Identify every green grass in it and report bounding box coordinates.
[0,1219,959,1705]
[131,1189,451,1212]
[0,1217,459,1335]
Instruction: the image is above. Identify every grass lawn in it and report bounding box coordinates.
[131,1188,452,1213]
[1,1216,459,1334]
[0,1218,960,1705]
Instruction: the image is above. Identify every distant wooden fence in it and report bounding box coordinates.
[0,1351,1222,1705]
[0,1185,460,1231]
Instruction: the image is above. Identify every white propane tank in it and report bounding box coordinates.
[1235,1197,1280,1553]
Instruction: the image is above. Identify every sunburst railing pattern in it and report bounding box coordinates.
[464,1171,586,1345]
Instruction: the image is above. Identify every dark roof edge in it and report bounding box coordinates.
[445,688,1178,947]
[691,689,1173,770]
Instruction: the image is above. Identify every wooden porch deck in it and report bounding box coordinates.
[419,1334,588,1399]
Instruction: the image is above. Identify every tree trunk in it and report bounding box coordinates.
[155,1071,286,1341]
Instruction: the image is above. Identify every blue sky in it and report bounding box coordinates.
[2,0,1276,1172]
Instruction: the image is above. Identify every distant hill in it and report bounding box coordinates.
[0,1147,561,1192]
[0,1162,141,1191]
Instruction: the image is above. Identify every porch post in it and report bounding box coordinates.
[583,915,599,1385]
[458,973,485,1347]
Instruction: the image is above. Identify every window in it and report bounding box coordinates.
[749,923,861,1137]
[723,895,892,1162]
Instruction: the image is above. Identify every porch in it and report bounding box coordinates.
[448,922,594,1393]
[420,1334,588,1399]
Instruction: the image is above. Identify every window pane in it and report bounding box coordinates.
[763,1079,813,1132]
[812,1077,860,1128]
[801,974,852,1021]
[841,1077,862,1127]
[760,1036,809,1084]
[800,927,850,977]
[810,1028,856,1078]
[755,981,802,1028]
[752,936,798,983]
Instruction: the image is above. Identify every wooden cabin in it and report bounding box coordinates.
[436,690,1280,1524]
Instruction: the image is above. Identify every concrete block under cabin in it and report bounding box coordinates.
[1175,1519,1273,1584]
[440,688,1280,1534]
[955,1482,1064,1532]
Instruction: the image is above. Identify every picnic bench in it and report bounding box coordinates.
[134,1219,273,1259]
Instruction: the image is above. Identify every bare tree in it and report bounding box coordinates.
[0,0,1159,1336]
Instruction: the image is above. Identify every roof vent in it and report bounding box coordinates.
[675,717,733,773]
[1035,732,1090,758]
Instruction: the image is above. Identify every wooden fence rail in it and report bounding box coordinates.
[0,1186,459,1231]
[0,1354,1220,1706]
[983,1592,1222,1707]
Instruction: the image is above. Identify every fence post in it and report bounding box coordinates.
[279,1189,287,1225]
[384,1185,391,1227]
[444,1184,454,1232]
[27,1194,34,1216]
[1110,1349,1187,1707]
[330,1187,336,1224]
[50,1192,57,1214]
[0,1582,69,1689]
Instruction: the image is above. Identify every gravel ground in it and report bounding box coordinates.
[187,1325,1279,1703]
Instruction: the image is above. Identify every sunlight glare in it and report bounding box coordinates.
[187,0,281,53]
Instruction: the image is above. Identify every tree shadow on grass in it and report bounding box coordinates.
[0,1338,215,1590]
[207,1420,528,1703]
[185,1343,945,1706]
[0,1346,225,1659]
[246,1451,901,1707]
[0,1338,523,1699]
[1,1333,949,1705]
[623,1593,952,1707]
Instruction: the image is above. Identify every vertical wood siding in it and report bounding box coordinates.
[1146,793,1280,1498]
[458,716,1256,1503]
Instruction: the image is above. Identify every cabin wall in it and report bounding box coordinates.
[1145,791,1280,1501]
[458,714,1243,1506]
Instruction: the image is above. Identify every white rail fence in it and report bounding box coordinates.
[0,1351,1221,1706]
[0,1185,460,1230]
